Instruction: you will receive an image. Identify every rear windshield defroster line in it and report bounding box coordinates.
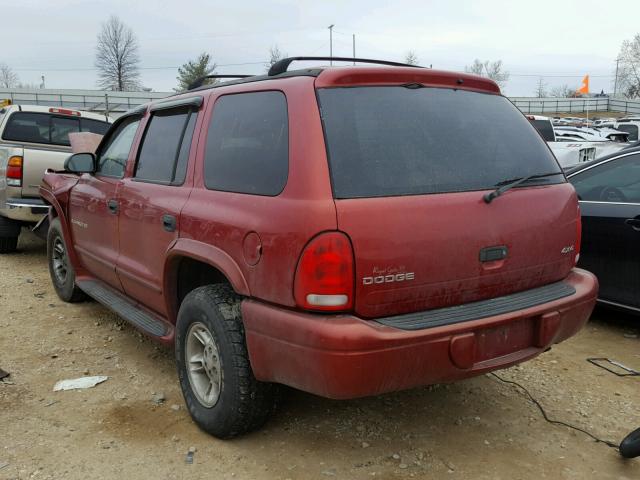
[317,86,563,199]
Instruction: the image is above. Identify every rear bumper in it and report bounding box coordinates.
[0,197,49,223]
[243,268,597,399]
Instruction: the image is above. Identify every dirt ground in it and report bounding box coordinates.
[1,232,639,480]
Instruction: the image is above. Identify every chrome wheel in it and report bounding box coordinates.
[51,237,68,284]
[186,322,222,408]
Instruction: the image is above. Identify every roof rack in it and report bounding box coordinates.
[268,56,422,77]
[188,74,254,91]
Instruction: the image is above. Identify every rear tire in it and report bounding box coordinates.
[0,217,20,253]
[0,236,18,253]
[175,284,279,439]
[47,218,85,303]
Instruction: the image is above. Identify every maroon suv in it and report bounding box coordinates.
[40,57,598,438]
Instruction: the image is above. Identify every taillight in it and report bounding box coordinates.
[294,232,354,312]
[6,156,23,187]
[575,205,582,265]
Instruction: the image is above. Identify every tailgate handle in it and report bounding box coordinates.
[479,245,508,262]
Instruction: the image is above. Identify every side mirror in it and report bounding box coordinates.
[64,153,96,174]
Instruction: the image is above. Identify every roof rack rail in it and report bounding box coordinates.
[268,56,422,77]
[188,74,254,91]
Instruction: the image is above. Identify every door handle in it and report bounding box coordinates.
[107,199,118,214]
[162,214,177,232]
[625,217,640,231]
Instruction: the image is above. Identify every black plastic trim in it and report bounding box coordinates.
[150,96,203,112]
[188,74,253,90]
[375,281,576,331]
[268,56,423,76]
[78,279,169,337]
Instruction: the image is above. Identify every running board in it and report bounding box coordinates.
[77,279,170,337]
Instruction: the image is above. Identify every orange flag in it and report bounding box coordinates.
[577,75,589,95]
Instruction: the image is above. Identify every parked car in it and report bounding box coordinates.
[527,115,625,167]
[566,147,640,312]
[614,121,640,142]
[40,57,598,439]
[0,105,111,252]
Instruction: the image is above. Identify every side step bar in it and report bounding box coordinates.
[77,279,171,337]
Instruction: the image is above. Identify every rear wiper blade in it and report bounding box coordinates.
[483,172,561,204]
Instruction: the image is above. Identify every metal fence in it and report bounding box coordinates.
[510,96,640,115]
[0,88,170,117]
[2,87,640,117]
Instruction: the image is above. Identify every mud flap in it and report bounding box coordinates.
[32,213,50,240]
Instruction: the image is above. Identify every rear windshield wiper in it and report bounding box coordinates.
[483,172,562,204]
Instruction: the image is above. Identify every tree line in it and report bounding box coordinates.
[2,17,640,98]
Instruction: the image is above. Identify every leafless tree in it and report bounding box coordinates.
[534,77,548,98]
[549,84,574,98]
[404,51,419,66]
[95,16,141,91]
[0,63,19,88]
[265,45,286,71]
[464,59,510,89]
[616,34,640,98]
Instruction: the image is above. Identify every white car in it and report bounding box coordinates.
[527,115,626,168]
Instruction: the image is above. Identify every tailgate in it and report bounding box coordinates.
[336,183,578,318]
[21,146,70,198]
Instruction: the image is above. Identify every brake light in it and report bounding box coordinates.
[575,205,582,265]
[6,156,23,187]
[49,107,81,116]
[294,232,354,311]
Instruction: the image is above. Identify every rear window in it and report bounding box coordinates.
[616,124,639,141]
[530,119,556,142]
[3,112,50,144]
[2,111,110,146]
[318,87,563,199]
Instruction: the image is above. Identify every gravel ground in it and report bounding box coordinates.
[1,231,639,480]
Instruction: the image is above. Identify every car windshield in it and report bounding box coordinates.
[317,86,563,199]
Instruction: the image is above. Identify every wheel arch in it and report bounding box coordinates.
[164,238,250,324]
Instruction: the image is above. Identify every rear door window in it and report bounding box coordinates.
[204,91,288,196]
[571,154,640,203]
[317,87,563,199]
[134,108,197,184]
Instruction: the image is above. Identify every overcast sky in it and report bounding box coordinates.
[0,0,635,95]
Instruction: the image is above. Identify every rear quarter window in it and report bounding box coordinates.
[203,91,288,196]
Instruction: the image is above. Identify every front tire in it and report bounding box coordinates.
[175,284,279,439]
[47,218,85,303]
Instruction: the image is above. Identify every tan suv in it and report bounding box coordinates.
[0,104,111,252]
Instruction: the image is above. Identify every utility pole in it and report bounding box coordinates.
[352,34,356,65]
[614,57,620,97]
[328,25,334,65]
